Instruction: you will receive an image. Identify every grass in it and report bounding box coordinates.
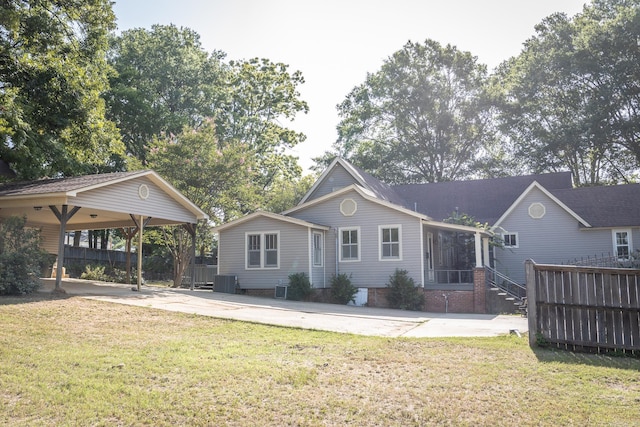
[1,294,639,426]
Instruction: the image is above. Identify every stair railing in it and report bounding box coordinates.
[484,265,526,302]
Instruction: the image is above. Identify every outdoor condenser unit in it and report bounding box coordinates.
[213,275,237,294]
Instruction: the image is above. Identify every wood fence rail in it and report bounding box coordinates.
[525,260,640,354]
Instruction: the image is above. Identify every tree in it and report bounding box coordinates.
[146,121,259,286]
[493,0,640,185]
[0,0,124,180]
[215,58,309,190]
[0,216,50,295]
[106,24,225,167]
[322,39,494,184]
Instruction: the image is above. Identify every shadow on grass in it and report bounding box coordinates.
[532,345,640,371]
[0,290,72,306]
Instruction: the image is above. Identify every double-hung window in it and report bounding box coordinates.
[313,232,323,267]
[379,225,401,260]
[613,229,632,260]
[246,232,279,269]
[340,227,360,262]
[502,233,518,248]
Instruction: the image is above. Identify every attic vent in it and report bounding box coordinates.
[138,184,150,200]
[340,198,357,216]
[528,202,546,219]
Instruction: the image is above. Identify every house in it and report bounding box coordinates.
[214,158,640,312]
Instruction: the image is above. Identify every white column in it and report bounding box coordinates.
[482,237,490,268]
[474,232,482,268]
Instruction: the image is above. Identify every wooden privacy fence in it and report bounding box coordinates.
[525,260,640,354]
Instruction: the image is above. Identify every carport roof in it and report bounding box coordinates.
[0,170,208,230]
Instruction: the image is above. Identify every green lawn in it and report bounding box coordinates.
[1,295,638,426]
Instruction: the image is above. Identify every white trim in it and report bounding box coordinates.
[339,226,361,262]
[612,228,633,260]
[502,232,519,248]
[378,224,403,261]
[244,231,280,270]
[215,210,330,233]
[298,158,368,205]
[312,231,324,267]
[491,181,591,231]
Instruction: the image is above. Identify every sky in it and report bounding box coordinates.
[112,0,587,173]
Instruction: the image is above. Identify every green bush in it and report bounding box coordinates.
[287,272,312,301]
[386,269,424,311]
[0,216,49,295]
[79,264,109,281]
[330,273,358,304]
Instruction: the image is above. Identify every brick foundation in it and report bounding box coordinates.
[424,290,474,313]
[473,267,486,314]
[240,269,489,314]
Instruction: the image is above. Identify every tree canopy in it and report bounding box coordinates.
[106,24,224,168]
[0,0,124,180]
[320,39,494,184]
[492,0,640,185]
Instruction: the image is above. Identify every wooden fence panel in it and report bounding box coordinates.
[525,260,640,354]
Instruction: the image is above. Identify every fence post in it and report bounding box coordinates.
[525,260,537,347]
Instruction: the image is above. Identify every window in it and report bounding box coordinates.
[379,225,402,260]
[247,234,261,268]
[340,227,360,261]
[613,229,632,260]
[502,233,518,248]
[264,233,278,267]
[246,232,279,269]
[313,232,323,267]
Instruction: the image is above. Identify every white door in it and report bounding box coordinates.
[426,232,434,282]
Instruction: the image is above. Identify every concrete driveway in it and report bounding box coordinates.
[39,278,528,338]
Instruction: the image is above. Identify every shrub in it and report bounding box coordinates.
[330,273,358,305]
[386,269,424,311]
[80,264,109,282]
[0,216,49,295]
[287,272,312,301]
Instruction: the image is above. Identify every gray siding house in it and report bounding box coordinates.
[214,158,640,311]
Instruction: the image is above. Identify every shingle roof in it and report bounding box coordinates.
[551,184,640,228]
[0,171,143,197]
[392,172,574,224]
[348,163,409,206]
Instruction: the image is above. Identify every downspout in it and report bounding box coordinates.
[323,229,327,288]
[308,227,313,287]
[334,227,339,276]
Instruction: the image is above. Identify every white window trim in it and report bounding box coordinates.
[312,231,323,267]
[245,231,280,270]
[339,226,361,262]
[502,232,519,249]
[378,224,403,261]
[612,229,632,260]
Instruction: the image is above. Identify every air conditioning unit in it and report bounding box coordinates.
[213,275,237,294]
[274,284,287,299]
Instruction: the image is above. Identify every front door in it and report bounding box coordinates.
[426,232,434,282]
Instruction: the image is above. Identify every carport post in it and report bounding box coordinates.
[182,223,197,291]
[50,205,80,292]
[137,215,143,291]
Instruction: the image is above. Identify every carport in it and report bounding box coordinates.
[0,170,208,291]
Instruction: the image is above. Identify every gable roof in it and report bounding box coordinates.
[550,184,640,228]
[392,172,574,224]
[492,181,591,230]
[0,171,144,197]
[213,210,330,233]
[0,170,208,229]
[285,184,491,236]
[298,158,406,206]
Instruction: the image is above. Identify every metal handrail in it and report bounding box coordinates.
[431,269,474,284]
[484,265,526,300]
